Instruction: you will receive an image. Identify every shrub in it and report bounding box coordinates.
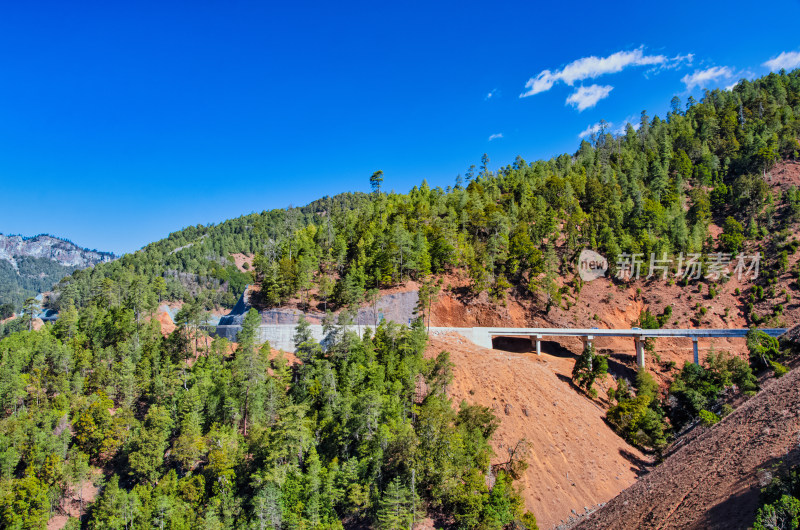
[778,250,789,271]
[698,409,720,426]
[754,462,800,530]
[720,216,745,252]
[607,371,668,452]
[572,343,608,396]
[635,308,661,329]
[770,361,789,377]
[754,495,800,530]
[747,328,781,369]
[667,352,756,431]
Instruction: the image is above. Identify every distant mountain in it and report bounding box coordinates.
[0,234,115,310]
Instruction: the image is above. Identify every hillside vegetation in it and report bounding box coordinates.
[0,70,799,528]
[52,70,800,324]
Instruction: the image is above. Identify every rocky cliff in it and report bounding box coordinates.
[0,234,114,270]
[0,234,115,308]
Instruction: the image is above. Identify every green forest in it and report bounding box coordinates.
[0,256,81,314]
[0,69,799,528]
[48,70,800,323]
[0,307,534,528]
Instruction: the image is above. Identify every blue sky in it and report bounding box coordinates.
[1,0,799,255]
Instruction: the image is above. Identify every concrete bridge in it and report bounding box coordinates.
[468,327,788,367]
[210,324,786,368]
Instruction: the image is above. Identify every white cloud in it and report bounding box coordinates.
[578,122,605,139]
[763,51,800,72]
[647,53,694,74]
[614,117,641,135]
[520,46,687,98]
[566,84,613,111]
[580,116,644,138]
[681,66,734,90]
[558,48,663,84]
[521,70,557,96]
[488,133,503,141]
[725,82,739,91]
[485,88,499,100]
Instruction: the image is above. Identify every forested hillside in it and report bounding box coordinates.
[0,310,535,528]
[52,70,800,323]
[0,70,799,528]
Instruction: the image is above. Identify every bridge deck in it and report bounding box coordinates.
[478,327,787,339]
[207,324,787,368]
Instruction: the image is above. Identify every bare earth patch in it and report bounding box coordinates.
[426,333,649,529]
[574,364,800,530]
[47,468,101,530]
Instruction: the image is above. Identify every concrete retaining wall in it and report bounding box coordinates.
[210,324,483,352]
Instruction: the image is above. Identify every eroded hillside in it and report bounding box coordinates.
[426,333,648,529]
[572,361,800,529]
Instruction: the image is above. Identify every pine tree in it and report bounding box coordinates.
[22,296,39,331]
[377,477,412,530]
[571,343,608,396]
[252,484,282,530]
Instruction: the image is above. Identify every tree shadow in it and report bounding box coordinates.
[618,447,650,477]
[449,284,476,303]
[606,353,638,382]
[555,373,574,385]
[698,485,760,529]
[491,336,579,358]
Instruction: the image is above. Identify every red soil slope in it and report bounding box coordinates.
[426,333,649,529]
[573,365,800,530]
[429,257,800,390]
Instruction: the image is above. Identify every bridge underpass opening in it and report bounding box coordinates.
[490,335,584,358]
[486,332,651,368]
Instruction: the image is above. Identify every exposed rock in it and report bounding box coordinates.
[0,233,114,271]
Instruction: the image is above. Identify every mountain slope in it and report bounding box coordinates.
[0,234,114,309]
[52,70,800,327]
[426,333,648,529]
[573,363,800,530]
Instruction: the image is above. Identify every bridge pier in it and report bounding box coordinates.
[692,337,699,365]
[634,337,645,369]
[530,334,543,355]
